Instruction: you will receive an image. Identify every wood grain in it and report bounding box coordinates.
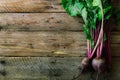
[0,31,86,57]
[0,13,83,31]
[0,0,64,12]
[0,57,119,80]
[0,57,82,80]
[0,31,119,57]
[0,0,119,12]
[111,32,120,44]
[0,13,120,31]
[0,0,119,80]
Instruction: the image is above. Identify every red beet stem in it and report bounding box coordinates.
[107,32,112,66]
[88,0,104,59]
[97,30,103,58]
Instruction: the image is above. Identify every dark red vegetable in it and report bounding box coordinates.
[81,57,90,69]
[92,58,105,73]
[62,0,120,80]
[92,58,105,80]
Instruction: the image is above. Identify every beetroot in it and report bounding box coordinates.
[62,0,120,80]
[81,57,90,69]
[92,58,105,73]
[92,58,105,80]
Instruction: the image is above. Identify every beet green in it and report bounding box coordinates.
[62,0,120,80]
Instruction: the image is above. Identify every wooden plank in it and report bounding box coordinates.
[0,31,87,57]
[0,0,119,12]
[111,32,120,44]
[0,13,83,31]
[0,0,64,12]
[0,57,83,80]
[0,13,120,31]
[111,44,120,57]
[0,31,119,56]
[110,57,120,80]
[0,57,119,80]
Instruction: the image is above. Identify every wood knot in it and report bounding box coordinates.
[29,43,34,49]
[0,60,6,65]
[0,70,6,76]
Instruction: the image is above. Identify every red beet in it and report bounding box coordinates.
[92,58,105,80]
[81,57,90,69]
[92,58,105,73]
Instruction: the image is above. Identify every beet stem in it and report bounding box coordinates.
[87,40,90,57]
[97,44,100,58]
[98,31,103,58]
[88,0,104,59]
[107,32,112,66]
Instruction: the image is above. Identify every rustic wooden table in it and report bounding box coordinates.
[0,0,119,80]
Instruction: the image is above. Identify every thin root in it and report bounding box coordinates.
[96,72,99,80]
[72,70,83,80]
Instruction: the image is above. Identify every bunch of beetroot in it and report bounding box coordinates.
[62,0,120,80]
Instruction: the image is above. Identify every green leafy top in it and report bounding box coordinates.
[62,0,118,47]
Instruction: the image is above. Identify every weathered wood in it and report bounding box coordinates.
[110,57,120,80]
[111,44,120,57]
[0,57,83,80]
[0,0,119,12]
[108,31,120,57]
[0,57,118,80]
[111,32,120,44]
[0,13,120,31]
[0,31,119,56]
[0,13,83,31]
[0,0,64,12]
[0,31,86,56]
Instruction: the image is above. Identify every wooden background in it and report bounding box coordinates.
[0,0,119,80]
